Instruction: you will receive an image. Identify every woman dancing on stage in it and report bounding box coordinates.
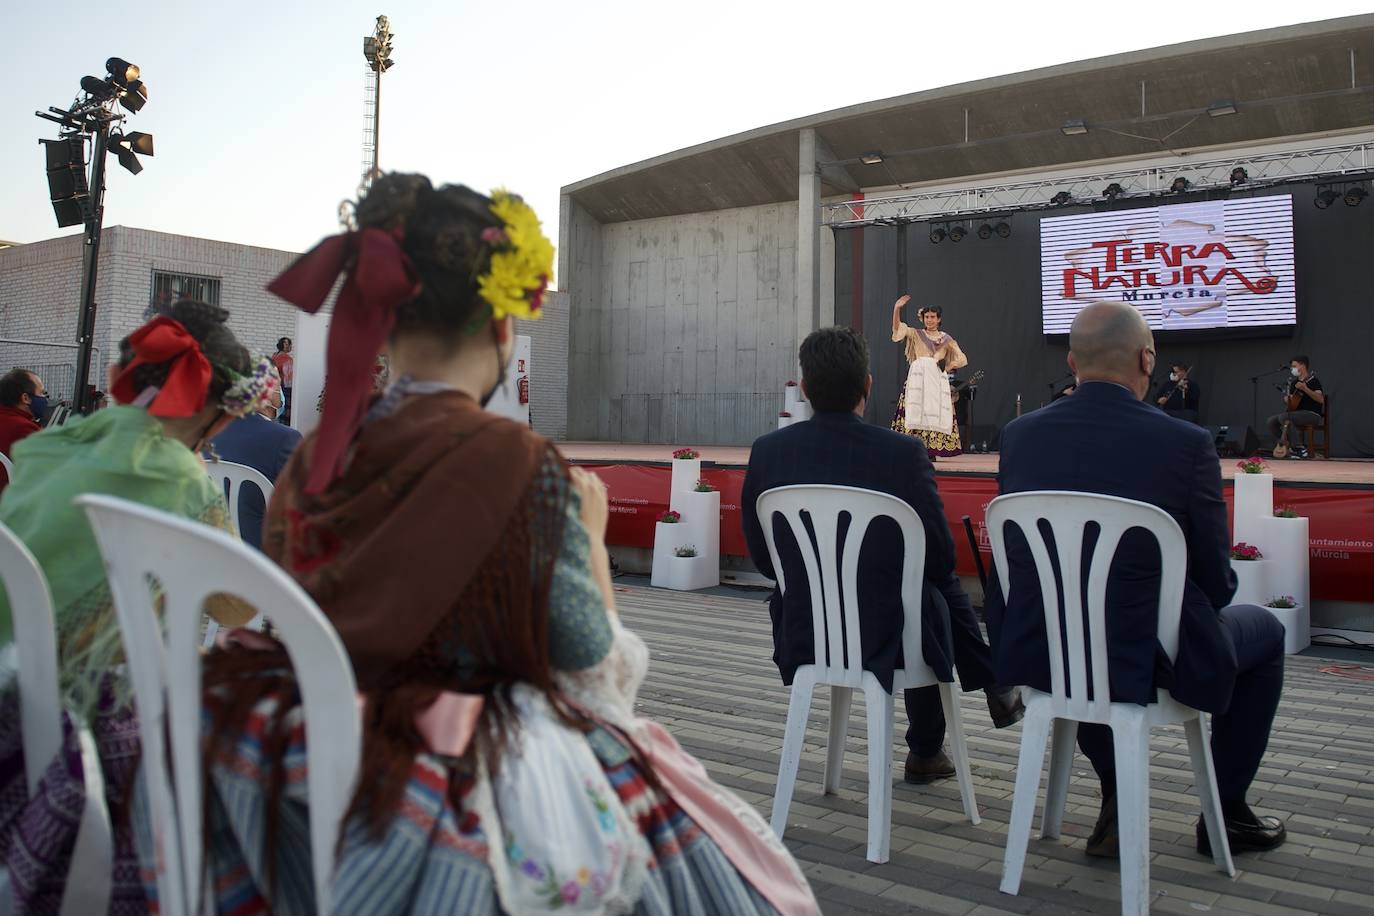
[890,295,967,458]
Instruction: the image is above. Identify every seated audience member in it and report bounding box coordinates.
[0,300,265,912]
[208,372,302,548]
[168,174,820,915]
[1266,355,1324,458]
[1155,361,1202,424]
[987,301,1287,859]
[0,368,47,490]
[741,326,1023,784]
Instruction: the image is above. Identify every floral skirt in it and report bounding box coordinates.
[891,391,962,457]
[132,688,780,916]
[0,684,148,915]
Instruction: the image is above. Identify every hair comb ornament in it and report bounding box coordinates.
[221,355,279,417]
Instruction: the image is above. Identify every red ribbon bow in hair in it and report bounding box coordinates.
[266,227,420,493]
[110,317,213,417]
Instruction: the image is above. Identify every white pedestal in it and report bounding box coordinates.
[651,475,720,591]
[1233,473,1273,543]
[1265,604,1310,655]
[1230,559,1271,606]
[784,386,813,421]
[777,415,803,430]
[669,458,701,512]
[1251,516,1310,617]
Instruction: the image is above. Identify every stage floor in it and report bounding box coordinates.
[560,441,1374,486]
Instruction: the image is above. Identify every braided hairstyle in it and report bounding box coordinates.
[118,299,252,406]
[354,173,504,339]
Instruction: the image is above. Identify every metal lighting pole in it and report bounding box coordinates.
[71,118,111,416]
[362,16,395,186]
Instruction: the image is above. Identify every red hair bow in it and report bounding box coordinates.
[267,227,420,494]
[110,317,213,417]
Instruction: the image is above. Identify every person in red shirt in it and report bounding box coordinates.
[271,336,294,424]
[0,368,47,490]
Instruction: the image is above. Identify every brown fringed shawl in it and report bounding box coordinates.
[206,390,573,855]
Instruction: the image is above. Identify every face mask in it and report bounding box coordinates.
[1291,367,1300,377]
[29,395,48,423]
[1168,373,1178,382]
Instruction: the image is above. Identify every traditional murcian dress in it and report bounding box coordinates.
[890,321,968,457]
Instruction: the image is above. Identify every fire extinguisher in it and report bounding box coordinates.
[517,376,530,405]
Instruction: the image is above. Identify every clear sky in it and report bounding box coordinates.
[4,1,1369,271]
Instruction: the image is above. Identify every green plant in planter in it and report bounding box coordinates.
[1265,595,1297,609]
[1273,505,1299,518]
[673,545,698,558]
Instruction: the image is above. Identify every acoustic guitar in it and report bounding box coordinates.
[1272,421,1293,459]
[950,369,985,404]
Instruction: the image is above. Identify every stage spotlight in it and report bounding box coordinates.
[118,79,148,113]
[40,136,90,228]
[929,226,946,244]
[859,150,884,165]
[80,76,115,102]
[106,58,140,86]
[1050,191,1072,206]
[1170,177,1191,194]
[977,223,993,239]
[1061,119,1088,136]
[1230,167,1248,186]
[1102,183,1123,200]
[949,225,967,242]
[109,131,154,175]
[1345,186,1367,207]
[995,221,1011,238]
[1314,187,1341,209]
[1207,100,1238,117]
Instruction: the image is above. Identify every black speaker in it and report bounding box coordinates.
[1211,425,1260,457]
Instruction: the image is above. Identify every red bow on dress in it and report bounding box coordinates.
[267,227,420,494]
[109,317,213,417]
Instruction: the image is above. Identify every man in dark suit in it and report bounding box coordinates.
[742,327,1023,783]
[210,381,302,549]
[987,301,1286,858]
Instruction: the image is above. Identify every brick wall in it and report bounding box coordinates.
[0,227,299,402]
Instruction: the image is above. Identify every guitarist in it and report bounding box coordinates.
[1154,361,1202,424]
[1265,355,1324,459]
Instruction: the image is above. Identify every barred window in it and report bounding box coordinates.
[151,270,222,309]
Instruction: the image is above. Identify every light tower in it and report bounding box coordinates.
[361,15,395,190]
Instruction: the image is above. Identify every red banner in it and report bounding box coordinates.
[579,463,1374,603]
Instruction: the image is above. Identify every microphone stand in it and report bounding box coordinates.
[1248,367,1289,434]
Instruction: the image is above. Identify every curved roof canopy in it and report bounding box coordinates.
[564,15,1374,223]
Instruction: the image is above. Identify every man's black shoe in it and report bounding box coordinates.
[904,749,956,784]
[1085,796,1118,859]
[1197,814,1287,856]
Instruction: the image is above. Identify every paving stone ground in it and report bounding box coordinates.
[616,584,1374,915]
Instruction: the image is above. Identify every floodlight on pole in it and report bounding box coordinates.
[34,55,151,416]
[361,15,396,187]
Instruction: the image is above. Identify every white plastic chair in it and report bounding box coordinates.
[77,494,361,916]
[987,492,1235,916]
[202,461,273,646]
[0,451,13,479]
[204,460,273,540]
[0,522,112,916]
[757,484,979,865]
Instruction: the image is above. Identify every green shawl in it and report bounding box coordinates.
[0,406,229,714]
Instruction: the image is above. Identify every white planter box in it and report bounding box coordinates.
[783,386,813,420]
[1251,516,1310,617]
[669,457,701,512]
[1264,603,1310,655]
[1230,558,1271,606]
[1233,473,1273,543]
[660,554,718,591]
[650,520,689,586]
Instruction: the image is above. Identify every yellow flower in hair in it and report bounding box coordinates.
[478,190,555,321]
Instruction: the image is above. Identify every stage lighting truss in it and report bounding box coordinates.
[820,141,1374,229]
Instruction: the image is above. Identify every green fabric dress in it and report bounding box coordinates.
[0,406,231,715]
